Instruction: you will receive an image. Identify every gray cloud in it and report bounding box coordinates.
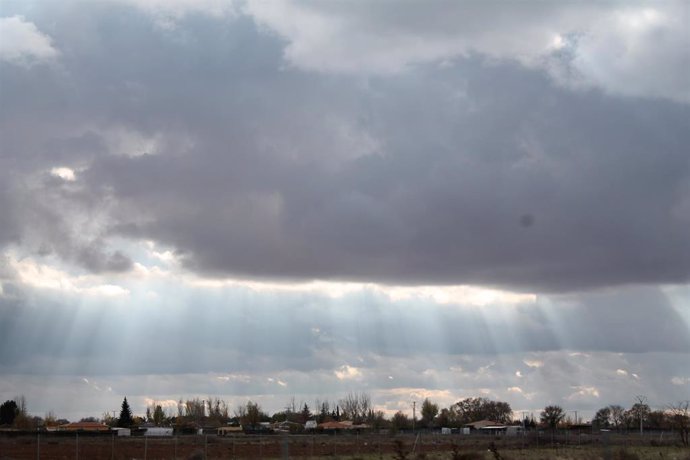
[3,0,690,425]
[1,3,688,290]
[244,0,690,102]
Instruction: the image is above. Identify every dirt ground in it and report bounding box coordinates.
[0,432,688,459]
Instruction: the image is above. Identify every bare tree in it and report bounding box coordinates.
[593,406,611,429]
[540,405,565,443]
[630,396,649,435]
[421,398,439,428]
[339,392,371,423]
[244,401,265,426]
[185,398,205,422]
[609,405,626,431]
[234,404,247,421]
[206,397,229,423]
[667,401,689,446]
[14,396,27,417]
[453,397,513,424]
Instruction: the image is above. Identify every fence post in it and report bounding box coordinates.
[144,435,148,460]
[281,434,289,460]
[76,432,79,460]
[111,433,115,460]
[36,432,40,460]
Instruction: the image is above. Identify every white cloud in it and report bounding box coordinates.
[50,167,77,182]
[9,256,130,298]
[0,16,59,64]
[334,365,362,381]
[115,0,238,28]
[523,359,544,369]
[244,1,689,102]
[671,377,690,386]
[567,386,600,400]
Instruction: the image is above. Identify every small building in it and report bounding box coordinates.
[505,426,524,436]
[318,421,352,431]
[144,427,173,437]
[218,426,244,436]
[478,425,508,434]
[305,420,318,430]
[464,419,502,431]
[274,420,303,433]
[112,427,131,437]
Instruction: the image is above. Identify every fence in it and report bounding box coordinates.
[0,430,682,459]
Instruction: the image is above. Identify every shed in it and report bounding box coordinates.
[144,427,173,436]
[112,427,131,437]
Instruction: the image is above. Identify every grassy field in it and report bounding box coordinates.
[0,432,688,459]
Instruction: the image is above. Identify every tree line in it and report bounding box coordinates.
[1,394,688,445]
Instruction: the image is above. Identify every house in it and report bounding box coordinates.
[317,421,371,432]
[464,420,510,434]
[318,421,352,431]
[58,422,111,432]
[464,419,502,430]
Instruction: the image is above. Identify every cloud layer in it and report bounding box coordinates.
[1,1,689,291]
[1,1,689,421]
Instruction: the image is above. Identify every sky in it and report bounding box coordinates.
[0,0,689,422]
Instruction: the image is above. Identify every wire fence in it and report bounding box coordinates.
[0,430,683,459]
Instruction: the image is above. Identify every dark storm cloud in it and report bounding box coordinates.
[1,3,689,290]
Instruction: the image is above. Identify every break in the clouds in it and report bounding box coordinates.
[0,261,689,419]
[1,1,689,420]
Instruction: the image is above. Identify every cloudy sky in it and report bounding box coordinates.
[0,0,689,422]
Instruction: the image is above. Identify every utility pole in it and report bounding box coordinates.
[412,401,416,432]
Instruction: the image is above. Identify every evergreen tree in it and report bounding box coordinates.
[300,403,311,423]
[118,397,134,428]
[0,400,18,426]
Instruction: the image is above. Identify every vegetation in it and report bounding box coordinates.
[1,391,688,447]
[0,400,19,426]
[540,405,565,431]
[117,397,133,428]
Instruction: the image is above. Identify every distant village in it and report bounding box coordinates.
[1,394,688,446]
